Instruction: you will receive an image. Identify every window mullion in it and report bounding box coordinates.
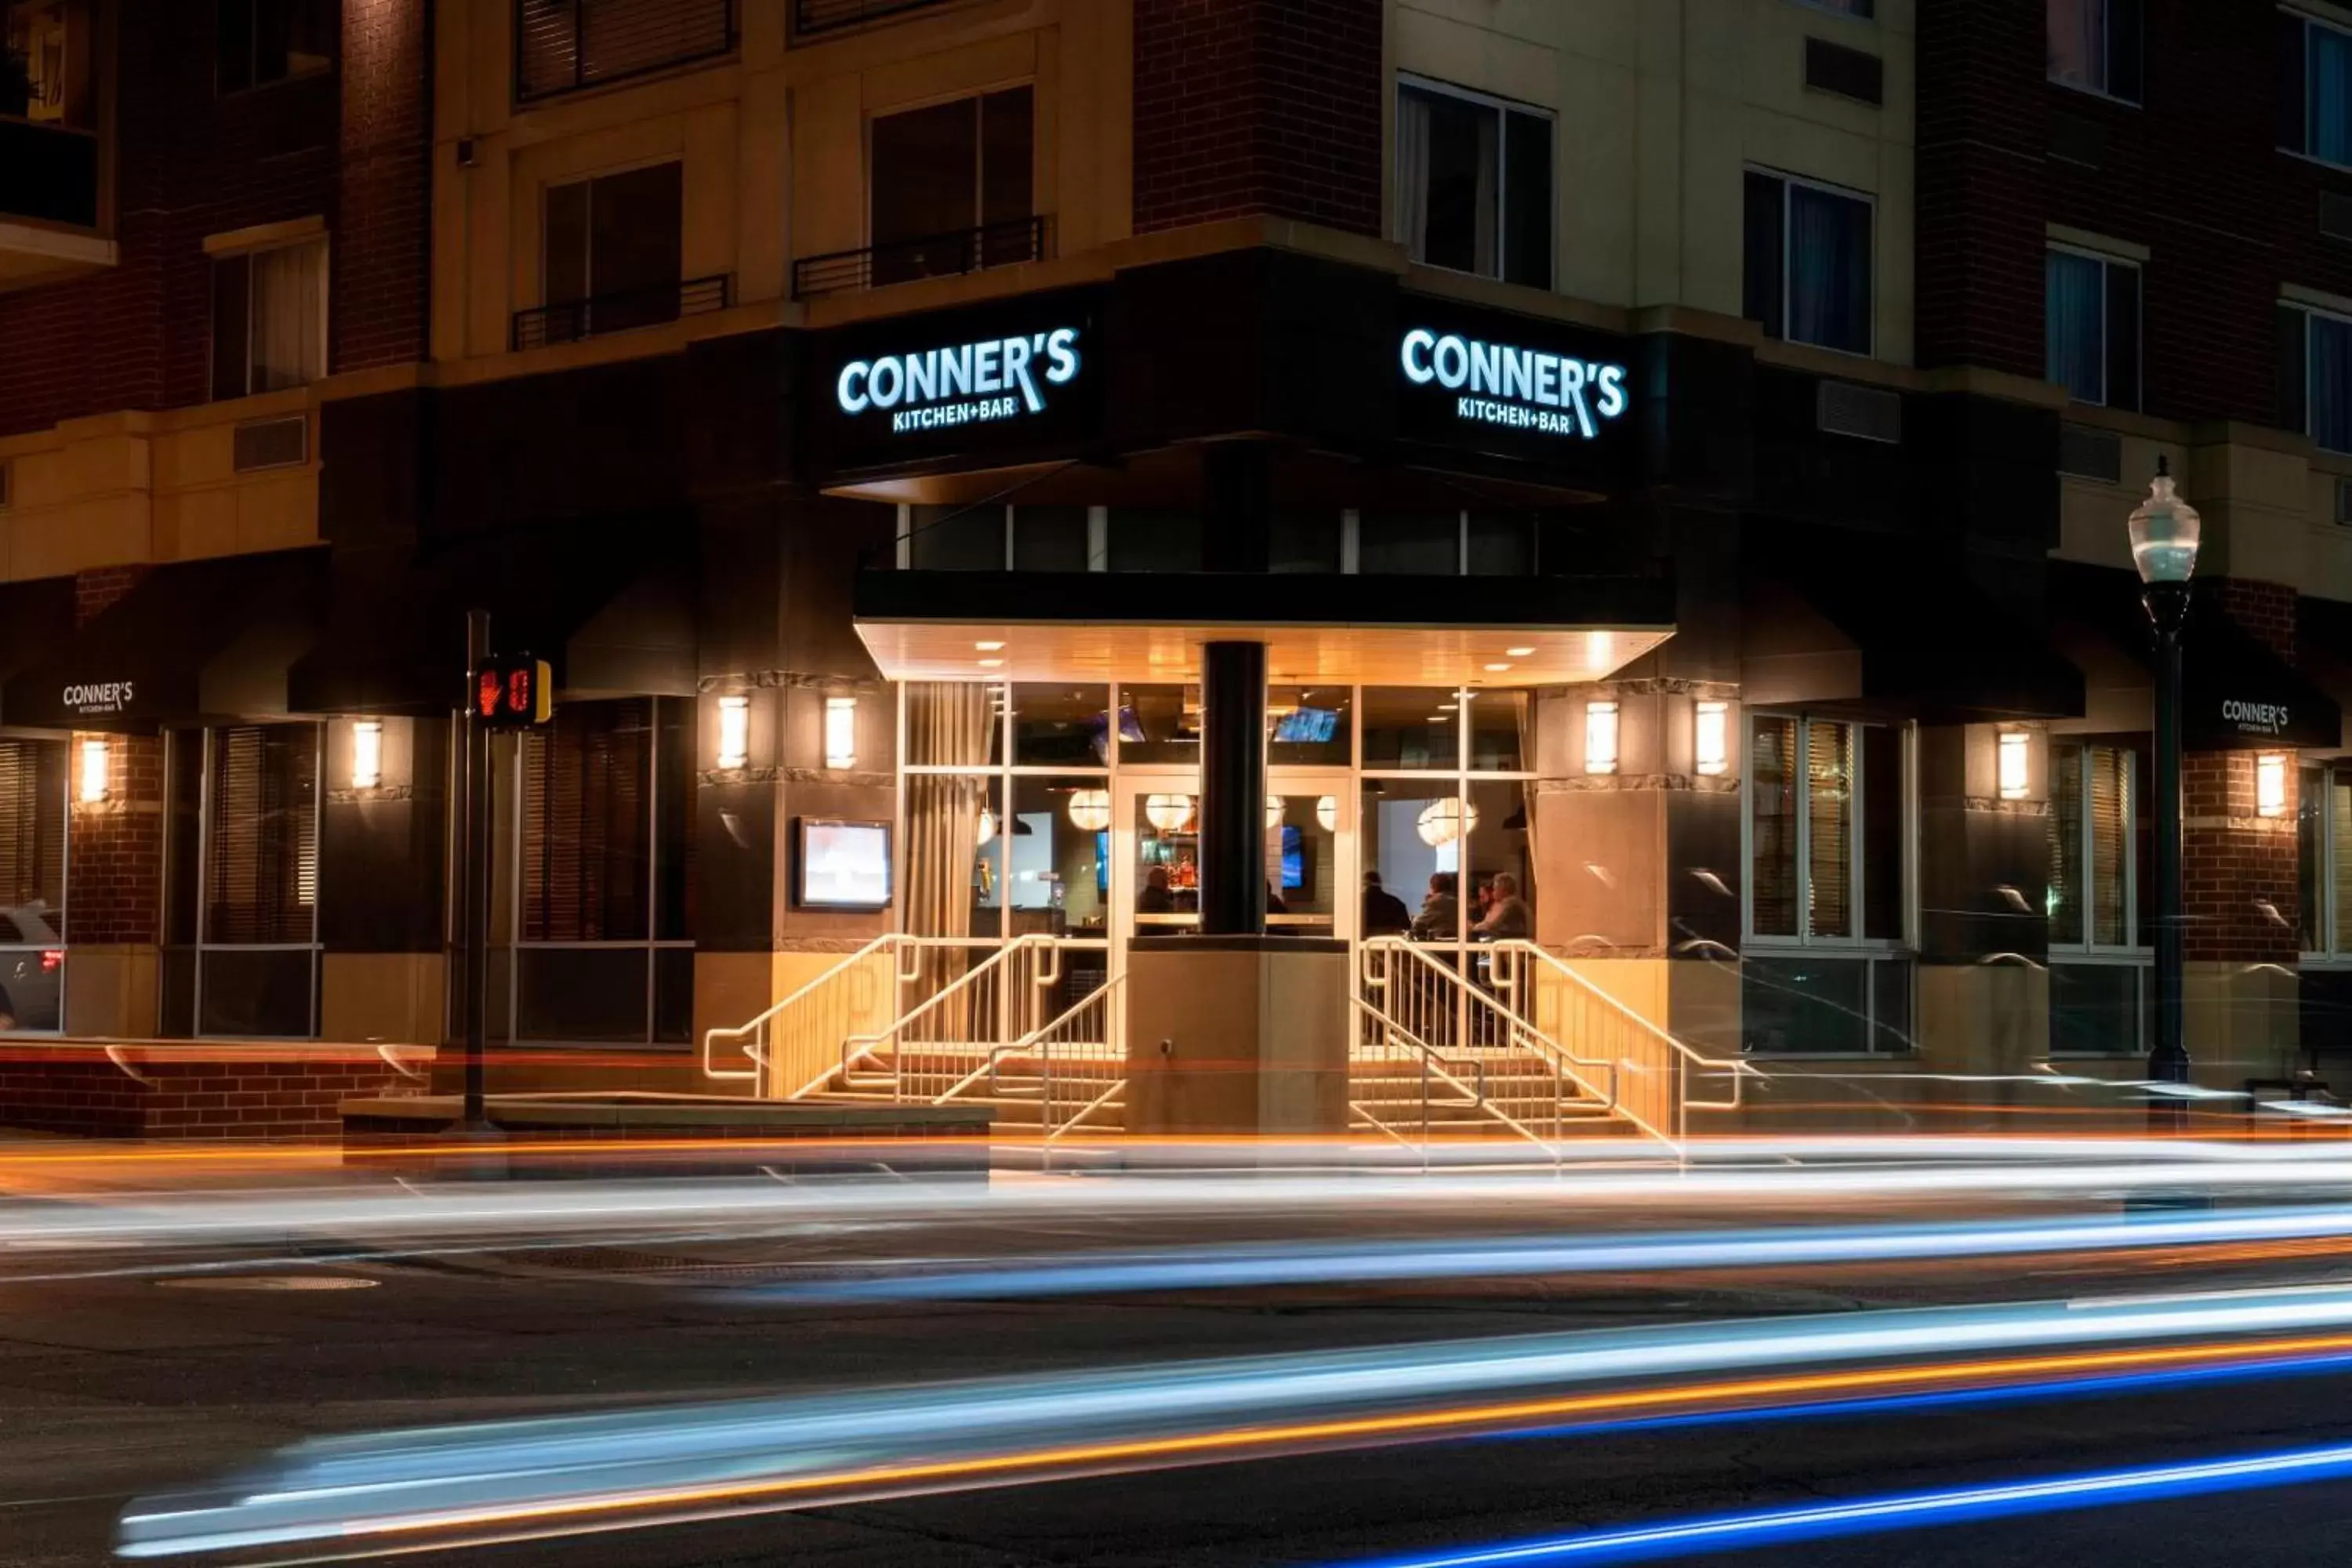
[1795,718,1813,947]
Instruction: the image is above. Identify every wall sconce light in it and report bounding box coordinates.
[1066,788,1112,833]
[1998,730,2030,800]
[1695,700,1728,777]
[2258,752,2288,818]
[1584,700,1620,775]
[351,720,383,791]
[716,695,750,770]
[824,695,856,770]
[78,738,108,804]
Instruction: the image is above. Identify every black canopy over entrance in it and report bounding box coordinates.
[2,550,326,734]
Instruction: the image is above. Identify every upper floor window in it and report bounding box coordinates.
[1795,0,1874,15]
[541,162,683,342]
[515,0,735,103]
[216,0,333,94]
[2046,245,2141,409]
[869,87,1034,276]
[210,236,326,400]
[1744,169,1873,356]
[2281,9,2352,166]
[2048,0,2142,103]
[4,1,96,129]
[1393,78,1552,289]
[2280,297,2352,454]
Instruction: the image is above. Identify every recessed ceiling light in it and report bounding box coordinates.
[978,658,1005,669]
[1484,662,1512,673]
[975,641,1006,652]
[1437,703,1459,712]
[1505,647,1536,658]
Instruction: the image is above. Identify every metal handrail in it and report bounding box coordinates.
[849,934,1072,1099]
[930,956,1103,1105]
[792,215,1048,299]
[1361,937,1620,1115]
[700,931,903,1083]
[510,274,732,350]
[1348,991,1569,1154]
[1486,938,1759,1140]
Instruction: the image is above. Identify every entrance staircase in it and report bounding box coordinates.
[703,934,1748,1150]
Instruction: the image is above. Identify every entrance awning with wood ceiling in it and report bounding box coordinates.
[851,570,1677,685]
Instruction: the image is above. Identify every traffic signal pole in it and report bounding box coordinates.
[462,608,493,1134]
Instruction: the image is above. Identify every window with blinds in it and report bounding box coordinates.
[2049,741,2137,950]
[0,739,66,927]
[514,697,694,1045]
[203,725,320,945]
[2295,765,2352,959]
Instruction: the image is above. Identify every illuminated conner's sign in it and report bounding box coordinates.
[1400,328,1628,440]
[837,328,1083,434]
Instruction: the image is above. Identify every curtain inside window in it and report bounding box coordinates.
[1806,720,1853,939]
[903,684,995,943]
[2314,314,2352,455]
[2314,23,2352,165]
[2046,250,2107,404]
[1788,185,1871,354]
[0,739,64,922]
[1750,716,1798,937]
[2050,744,2085,946]
[205,724,319,946]
[2334,777,2352,957]
[249,240,325,392]
[1394,86,1433,263]
[2048,0,2104,90]
[2089,745,2129,945]
[522,699,652,943]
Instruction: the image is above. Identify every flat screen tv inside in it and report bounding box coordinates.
[797,818,892,909]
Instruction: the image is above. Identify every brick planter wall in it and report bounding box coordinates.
[0,1046,434,1140]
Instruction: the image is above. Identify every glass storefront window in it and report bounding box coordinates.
[1465,778,1534,941]
[1362,688,1461,771]
[1269,685,1351,766]
[1271,512,1343,573]
[1806,719,1853,939]
[1467,688,1530,772]
[1010,775,1111,938]
[0,739,66,1034]
[904,773,1001,941]
[2050,960,2143,1055]
[906,682,1002,769]
[1749,715,1799,938]
[1011,684,1110,768]
[1362,780,1462,942]
[1267,793,1338,935]
[1134,787,1199,932]
[1120,684,1200,765]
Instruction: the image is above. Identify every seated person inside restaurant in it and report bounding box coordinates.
[1362,870,1412,935]
[1472,871,1530,940]
[1410,872,1459,941]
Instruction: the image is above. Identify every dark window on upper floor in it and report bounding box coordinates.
[2046,246,2141,410]
[514,0,735,105]
[2281,298,2352,454]
[216,0,333,94]
[543,162,684,338]
[1744,169,1873,356]
[2048,0,2142,104]
[211,238,327,400]
[869,87,1033,269]
[2281,9,2352,167]
[1394,78,1552,289]
[1795,0,1873,15]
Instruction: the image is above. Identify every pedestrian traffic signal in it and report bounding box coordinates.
[471,655,552,728]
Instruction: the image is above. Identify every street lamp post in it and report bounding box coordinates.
[2128,459,2201,1112]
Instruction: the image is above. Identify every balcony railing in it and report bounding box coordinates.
[510,274,731,351]
[793,0,952,38]
[793,216,1047,301]
[513,0,735,103]
[0,116,97,229]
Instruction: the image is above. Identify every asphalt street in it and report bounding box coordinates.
[3,1161,2350,1566]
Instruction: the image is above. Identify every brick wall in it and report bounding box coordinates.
[0,1050,430,1140]
[336,0,434,372]
[64,735,162,948]
[1131,0,1384,237]
[0,2,430,440]
[74,564,148,627]
[1919,0,2352,427]
[2182,577,2303,965]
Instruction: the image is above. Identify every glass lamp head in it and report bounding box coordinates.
[2128,457,2201,586]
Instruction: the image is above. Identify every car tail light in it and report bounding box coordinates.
[40,951,62,971]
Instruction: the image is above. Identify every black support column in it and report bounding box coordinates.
[1199,641,1268,935]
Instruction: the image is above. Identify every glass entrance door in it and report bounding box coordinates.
[1267,772,1352,940]
[1116,771,1200,947]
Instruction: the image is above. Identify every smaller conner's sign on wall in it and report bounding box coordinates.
[61,681,136,717]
